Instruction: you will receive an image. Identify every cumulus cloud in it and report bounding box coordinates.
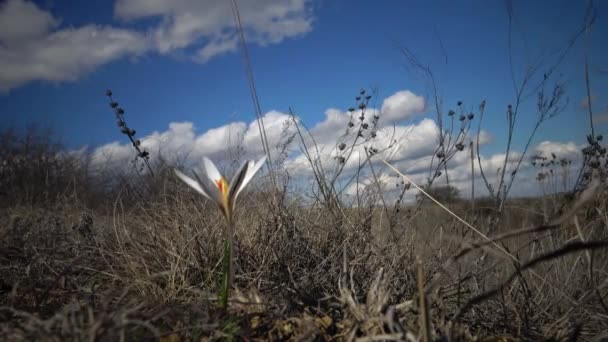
[0,0,150,92]
[114,0,313,60]
[533,141,582,161]
[0,0,58,43]
[0,0,313,91]
[91,110,298,174]
[380,90,426,121]
[90,89,582,201]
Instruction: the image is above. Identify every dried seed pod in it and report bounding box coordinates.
[110,101,118,108]
[362,123,369,129]
[348,107,355,112]
[106,90,112,97]
[358,103,366,109]
[448,110,455,116]
[467,113,474,120]
[338,143,346,151]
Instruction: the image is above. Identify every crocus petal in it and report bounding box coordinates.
[193,169,225,208]
[203,157,222,184]
[234,156,266,201]
[174,168,210,199]
[228,160,250,209]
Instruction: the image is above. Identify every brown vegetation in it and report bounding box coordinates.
[0,127,607,341]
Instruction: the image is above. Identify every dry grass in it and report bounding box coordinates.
[1,127,607,341]
[1,169,607,341]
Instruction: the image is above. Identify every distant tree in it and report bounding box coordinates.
[417,185,461,204]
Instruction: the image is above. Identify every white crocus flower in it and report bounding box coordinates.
[174,156,266,222]
[174,156,266,308]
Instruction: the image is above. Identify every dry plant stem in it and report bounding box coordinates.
[375,155,583,307]
[417,260,430,342]
[230,0,274,184]
[584,0,595,138]
[470,140,475,212]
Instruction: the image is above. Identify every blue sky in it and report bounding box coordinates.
[0,0,607,198]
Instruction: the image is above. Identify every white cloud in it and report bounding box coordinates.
[0,0,58,43]
[0,0,314,91]
[114,0,313,60]
[380,90,426,121]
[90,89,582,201]
[0,0,150,92]
[533,141,582,161]
[194,121,247,156]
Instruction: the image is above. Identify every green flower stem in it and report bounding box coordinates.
[220,218,234,309]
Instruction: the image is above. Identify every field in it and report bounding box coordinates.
[0,126,607,342]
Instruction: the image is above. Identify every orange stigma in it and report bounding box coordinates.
[216,177,229,196]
